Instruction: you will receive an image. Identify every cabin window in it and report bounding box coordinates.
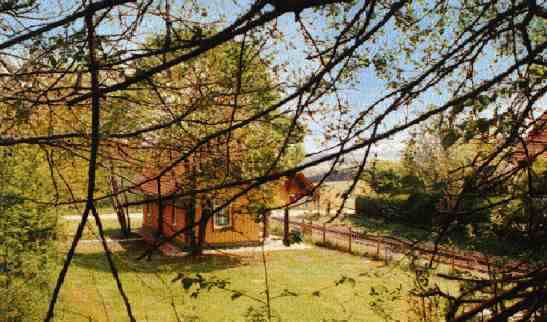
[213,203,231,229]
[212,157,225,168]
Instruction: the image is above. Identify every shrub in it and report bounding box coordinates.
[355,194,406,219]
[405,192,442,226]
[356,192,442,227]
[356,191,496,235]
[355,196,383,218]
[289,228,303,244]
[400,174,425,192]
[0,198,55,322]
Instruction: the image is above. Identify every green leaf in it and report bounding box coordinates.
[14,98,30,124]
[182,277,193,290]
[335,275,356,287]
[171,273,184,283]
[347,277,356,288]
[451,103,464,116]
[529,65,545,78]
[463,127,476,142]
[477,95,491,107]
[476,118,490,133]
[441,129,461,149]
[515,79,528,90]
[231,291,242,300]
[280,289,298,297]
[48,55,57,67]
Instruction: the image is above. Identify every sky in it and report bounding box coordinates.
[111,0,414,161]
[3,0,423,162]
[10,0,546,163]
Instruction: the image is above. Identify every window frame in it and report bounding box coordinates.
[213,202,232,230]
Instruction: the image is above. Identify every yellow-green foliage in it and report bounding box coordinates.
[0,146,57,321]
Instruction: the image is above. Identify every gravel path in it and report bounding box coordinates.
[78,238,143,244]
[205,238,312,254]
[72,236,310,255]
[63,212,142,221]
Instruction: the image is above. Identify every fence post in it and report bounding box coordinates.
[348,226,352,253]
[322,223,326,244]
[263,210,270,239]
[376,240,380,259]
[283,208,290,246]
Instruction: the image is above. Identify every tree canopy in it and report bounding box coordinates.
[0,0,545,321]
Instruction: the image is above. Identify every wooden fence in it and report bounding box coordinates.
[271,217,527,275]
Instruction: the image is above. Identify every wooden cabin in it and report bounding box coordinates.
[137,166,262,248]
[514,111,547,162]
[136,166,317,250]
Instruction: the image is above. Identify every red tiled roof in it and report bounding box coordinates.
[131,136,241,197]
[133,163,189,196]
[514,111,547,160]
[285,172,317,202]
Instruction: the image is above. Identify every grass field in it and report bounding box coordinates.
[52,216,461,322]
[57,214,143,241]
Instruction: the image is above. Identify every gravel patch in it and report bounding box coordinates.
[63,213,142,221]
[205,238,312,254]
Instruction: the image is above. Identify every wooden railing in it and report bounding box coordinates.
[271,217,529,275]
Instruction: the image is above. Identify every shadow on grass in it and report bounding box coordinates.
[72,240,248,274]
[99,228,142,239]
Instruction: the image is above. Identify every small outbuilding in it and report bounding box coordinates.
[135,165,317,251]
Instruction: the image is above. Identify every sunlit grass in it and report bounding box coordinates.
[57,216,143,241]
[52,240,460,322]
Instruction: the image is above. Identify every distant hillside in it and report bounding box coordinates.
[305,159,404,183]
[308,166,359,183]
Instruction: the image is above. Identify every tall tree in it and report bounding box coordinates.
[0,0,545,320]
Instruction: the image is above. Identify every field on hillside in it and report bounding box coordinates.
[52,217,461,322]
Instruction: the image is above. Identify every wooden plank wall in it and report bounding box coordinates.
[142,201,261,246]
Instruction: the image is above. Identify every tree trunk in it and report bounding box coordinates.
[194,199,213,256]
[186,194,197,251]
[187,169,198,253]
[263,210,270,239]
[156,177,164,237]
[123,191,131,233]
[283,208,290,246]
[109,174,129,238]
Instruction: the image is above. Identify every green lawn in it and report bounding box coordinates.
[57,216,143,241]
[51,231,461,322]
